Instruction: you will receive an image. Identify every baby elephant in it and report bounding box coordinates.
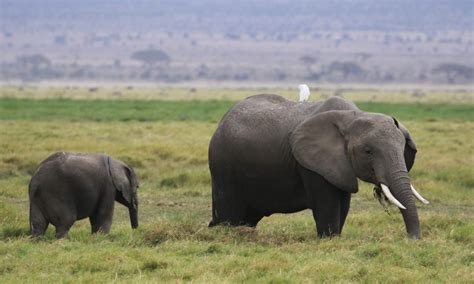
[29,152,139,238]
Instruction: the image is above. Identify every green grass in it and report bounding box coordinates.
[0,99,233,123]
[0,88,473,282]
[357,102,474,121]
[1,99,472,122]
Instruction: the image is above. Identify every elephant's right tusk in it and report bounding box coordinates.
[381,184,406,210]
[411,184,430,204]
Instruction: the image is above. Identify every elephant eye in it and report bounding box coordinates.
[364,146,373,155]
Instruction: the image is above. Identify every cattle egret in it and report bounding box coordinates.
[298,84,310,102]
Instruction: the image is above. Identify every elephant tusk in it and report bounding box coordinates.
[380,184,406,210]
[411,184,430,204]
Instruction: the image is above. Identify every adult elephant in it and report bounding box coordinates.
[29,152,139,238]
[208,95,428,239]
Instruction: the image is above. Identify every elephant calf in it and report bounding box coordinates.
[29,152,139,238]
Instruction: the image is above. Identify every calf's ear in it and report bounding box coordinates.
[109,158,136,205]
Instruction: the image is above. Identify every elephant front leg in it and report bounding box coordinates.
[339,192,351,233]
[90,198,115,234]
[298,165,344,238]
[313,189,351,237]
[311,187,343,238]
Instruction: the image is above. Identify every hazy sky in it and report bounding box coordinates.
[1,0,472,33]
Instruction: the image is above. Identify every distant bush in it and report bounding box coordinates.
[224,33,240,40]
[16,54,51,69]
[130,49,171,67]
[324,61,366,80]
[299,55,318,74]
[15,54,57,81]
[54,35,67,45]
[432,63,474,84]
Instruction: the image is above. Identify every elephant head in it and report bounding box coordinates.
[290,110,428,239]
[108,157,140,229]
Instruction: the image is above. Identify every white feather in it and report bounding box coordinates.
[298,84,310,102]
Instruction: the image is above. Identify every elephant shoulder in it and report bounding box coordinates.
[224,94,292,122]
[315,96,359,114]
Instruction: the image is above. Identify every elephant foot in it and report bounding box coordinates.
[208,219,219,227]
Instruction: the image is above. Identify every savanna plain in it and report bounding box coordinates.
[0,86,473,282]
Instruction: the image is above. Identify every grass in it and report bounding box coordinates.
[1,85,473,104]
[1,99,472,122]
[0,99,232,123]
[0,87,472,282]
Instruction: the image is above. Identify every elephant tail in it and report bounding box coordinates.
[28,176,40,199]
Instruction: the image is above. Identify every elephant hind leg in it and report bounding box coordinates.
[242,206,264,227]
[29,202,49,238]
[209,207,260,228]
[209,179,247,227]
[55,222,74,239]
[208,212,247,227]
[48,206,76,239]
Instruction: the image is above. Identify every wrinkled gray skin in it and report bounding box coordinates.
[209,95,420,239]
[29,152,139,238]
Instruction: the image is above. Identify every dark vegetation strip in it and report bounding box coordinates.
[0,99,472,122]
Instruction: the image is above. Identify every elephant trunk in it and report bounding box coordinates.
[129,193,139,229]
[129,205,138,229]
[386,170,420,239]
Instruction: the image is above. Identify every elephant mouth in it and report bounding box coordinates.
[373,184,429,210]
[373,186,390,209]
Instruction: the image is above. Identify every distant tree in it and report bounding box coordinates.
[383,73,395,82]
[299,55,318,73]
[233,73,250,81]
[353,52,372,62]
[113,59,121,67]
[224,33,240,40]
[70,68,85,78]
[325,61,365,80]
[274,70,287,81]
[196,64,210,78]
[130,49,170,67]
[54,35,67,45]
[16,54,51,69]
[15,54,56,81]
[431,63,474,84]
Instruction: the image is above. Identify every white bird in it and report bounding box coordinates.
[298,84,310,102]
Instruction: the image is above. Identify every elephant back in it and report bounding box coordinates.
[219,94,319,132]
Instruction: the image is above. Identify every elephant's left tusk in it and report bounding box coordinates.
[411,184,430,204]
[381,184,406,210]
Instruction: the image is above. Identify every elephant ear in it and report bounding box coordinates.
[392,117,417,171]
[108,157,138,206]
[290,111,358,193]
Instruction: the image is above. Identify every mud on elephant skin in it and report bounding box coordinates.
[29,152,139,239]
[208,95,429,239]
